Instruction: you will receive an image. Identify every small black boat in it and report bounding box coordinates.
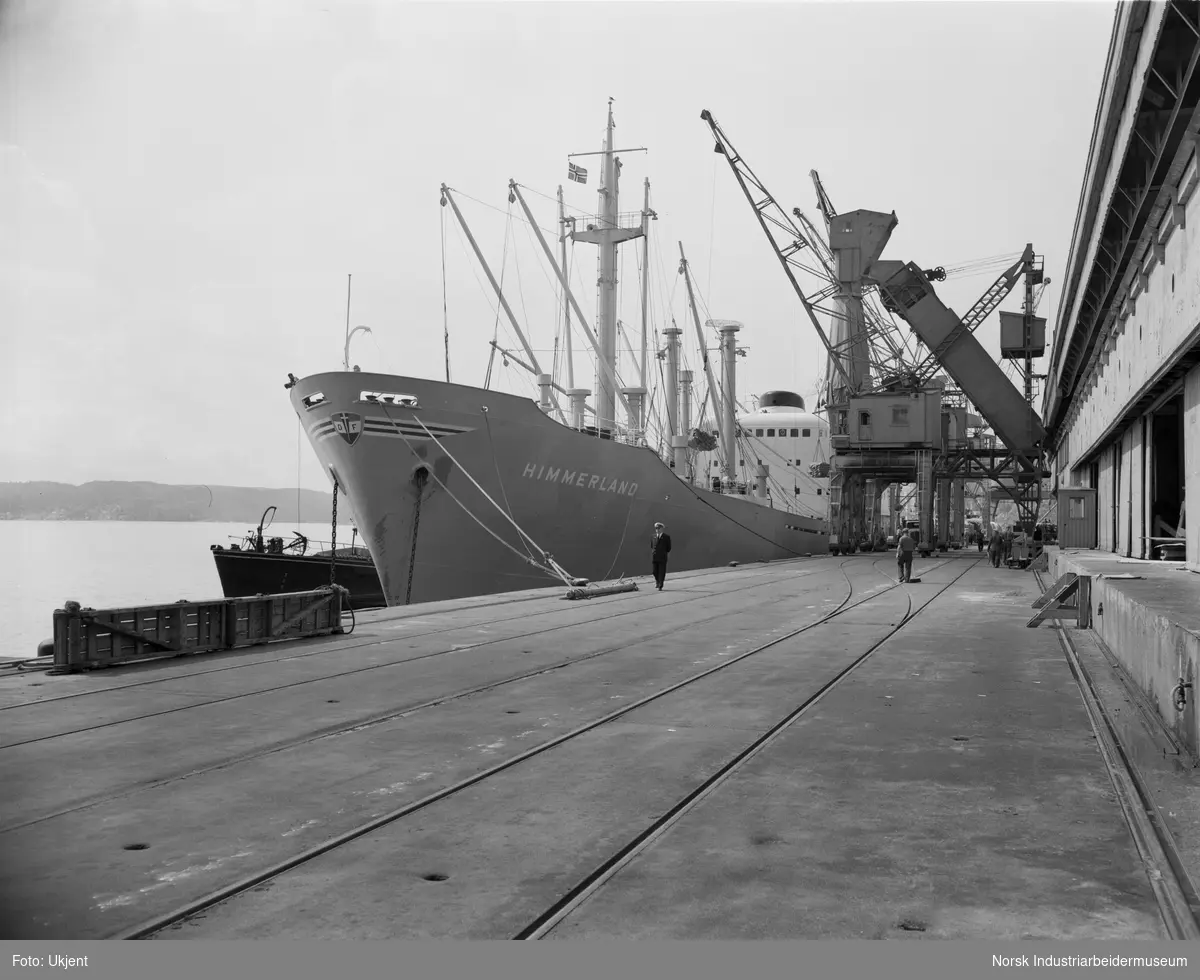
[211,507,385,610]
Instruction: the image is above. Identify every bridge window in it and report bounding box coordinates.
[802,428,811,437]
[892,406,909,425]
[790,428,799,437]
[767,428,775,437]
[859,411,871,426]
[755,428,764,436]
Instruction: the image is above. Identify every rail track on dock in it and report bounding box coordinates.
[1032,569,1200,940]
[1,559,864,834]
[109,554,976,940]
[2,555,827,717]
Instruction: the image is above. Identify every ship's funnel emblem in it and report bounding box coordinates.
[331,412,363,446]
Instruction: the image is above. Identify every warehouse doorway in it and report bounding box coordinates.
[1150,393,1185,553]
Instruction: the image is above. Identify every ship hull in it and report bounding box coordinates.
[211,550,385,610]
[290,372,829,605]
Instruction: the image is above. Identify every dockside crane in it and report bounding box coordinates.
[702,109,1052,554]
[702,109,931,551]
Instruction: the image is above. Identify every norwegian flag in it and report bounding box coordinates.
[568,162,588,184]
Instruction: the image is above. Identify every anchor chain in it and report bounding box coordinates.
[330,475,338,587]
[405,470,429,605]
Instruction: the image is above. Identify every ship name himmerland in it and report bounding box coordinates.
[522,463,638,496]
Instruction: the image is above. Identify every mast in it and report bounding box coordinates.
[568,101,646,435]
[558,186,574,390]
[596,104,619,431]
[509,181,632,427]
[640,177,652,388]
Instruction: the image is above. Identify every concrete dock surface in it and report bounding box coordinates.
[1,552,1197,940]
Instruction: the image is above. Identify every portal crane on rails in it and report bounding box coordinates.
[701,109,1051,554]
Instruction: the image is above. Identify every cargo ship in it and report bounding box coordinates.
[287,105,830,606]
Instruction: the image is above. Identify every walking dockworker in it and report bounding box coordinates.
[896,529,916,583]
[988,526,1003,567]
[651,521,672,591]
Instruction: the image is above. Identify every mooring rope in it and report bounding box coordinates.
[371,402,576,587]
[406,412,578,587]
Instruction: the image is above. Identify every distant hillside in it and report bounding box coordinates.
[0,481,352,524]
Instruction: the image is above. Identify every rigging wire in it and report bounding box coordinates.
[441,204,452,382]
[296,415,302,526]
[477,204,513,389]
[368,332,392,374]
[449,186,559,237]
[510,222,536,385]
[706,152,717,300]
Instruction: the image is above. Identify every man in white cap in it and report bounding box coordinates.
[651,521,672,590]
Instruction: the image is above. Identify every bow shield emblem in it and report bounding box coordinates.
[331,412,363,446]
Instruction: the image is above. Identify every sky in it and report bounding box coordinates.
[1,0,1117,492]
